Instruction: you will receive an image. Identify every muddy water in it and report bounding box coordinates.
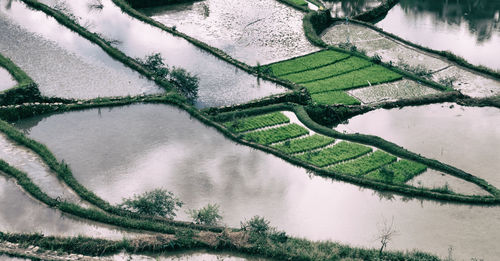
[37,0,285,108]
[14,104,500,260]
[335,103,500,190]
[376,0,500,71]
[0,66,16,91]
[140,0,320,65]
[0,0,162,99]
[112,250,269,261]
[347,79,439,104]
[0,174,142,239]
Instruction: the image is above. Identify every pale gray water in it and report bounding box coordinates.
[140,0,320,65]
[14,104,500,260]
[377,0,500,71]
[112,250,269,261]
[37,0,285,108]
[0,65,16,92]
[335,103,500,190]
[0,173,143,239]
[0,0,162,99]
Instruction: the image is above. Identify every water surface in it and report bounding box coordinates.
[335,103,500,189]
[14,103,500,260]
[0,65,16,91]
[37,0,285,107]
[112,250,269,260]
[326,0,381,17]
[376,0,500,71]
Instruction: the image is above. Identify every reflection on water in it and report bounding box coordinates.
[14,104,500,260]
[0,65,16,92]
[335,103,500,189]
[113,250,269,261]
[0,0,162,99]
[377,0,500,70]
[325,0,381,17]
[36,0,285,108]
[0,174,139,239]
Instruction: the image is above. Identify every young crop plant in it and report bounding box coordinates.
[242,124,309,145]
[297,141,372,167]
[311,91,361,105]
[302,65,402,94]
[281,56,372,84]
[223,112,289,133]
[329,150,397,176]
[271,134,335,154]
[365,160,427,184]
[265,50,350,76]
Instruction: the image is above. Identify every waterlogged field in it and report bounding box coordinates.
[264,50,402,105]
[0,66,16,92]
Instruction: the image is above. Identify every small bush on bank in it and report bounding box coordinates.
[188,203,223,226]
[119,188,183,219]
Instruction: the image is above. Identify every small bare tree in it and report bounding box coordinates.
[377,217,397,255]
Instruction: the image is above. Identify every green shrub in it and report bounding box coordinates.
[119,189,183,219]
[241,216,270,234]
[188,203,223,226]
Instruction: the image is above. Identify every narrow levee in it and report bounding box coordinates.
[12,103,500,260]
[0,0,162,99]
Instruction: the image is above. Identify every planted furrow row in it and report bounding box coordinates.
[271,134,335,154]
[366,159,427,184]
[328,150,397,176]
[310,91,361,105]
[266,50,349,76]
[223,112,290,133]
[297,141,372,167]
[242,123,309,145]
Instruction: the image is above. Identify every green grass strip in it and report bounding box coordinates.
[288,0,308,6]
[267,50,349,76]
[311,91,360,105]
[329,150,397,176]
[297,141,372,167]
[271,134,335,154]
[242,123,309,145]
[223,112,289,133]
[366,160,427,184]
[303,65,402,93]
[282,56,372,83]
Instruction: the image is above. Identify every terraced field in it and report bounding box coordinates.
[264,50,403,105]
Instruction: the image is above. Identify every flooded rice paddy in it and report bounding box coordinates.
[0,0,162,99]
[13,103,500,260]
[347,79,439,104]
[0,66,16,92]
[36,0,286,108]
[376,0,500,71]
[140,0,320,65]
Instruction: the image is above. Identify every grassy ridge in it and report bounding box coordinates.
[243,123,309,145]
[297,141,372,167]
[303,65,403,93]
[366,160,427,184]
[266,50,350,76]
[282,56,372,83]
[0,53,41,105]
[271,134,335,154]
[329,150,397,176]
[311,91,360,105]
[223,112,289,133]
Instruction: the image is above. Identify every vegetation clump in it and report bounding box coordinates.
[138,53,199,102]
[188,203,223,226]
[119,188,183,219]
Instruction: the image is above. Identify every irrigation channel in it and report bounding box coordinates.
[11,103,500,260]
[0,0,162,99]
[34,0,286,108]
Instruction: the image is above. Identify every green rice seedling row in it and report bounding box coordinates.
[223,112,290,133]
[297,141,372,167]
[267,50,350,76]
[282,56,372,83]
[242,123,309,145]
[271,134,335,154]
[365,160,428,184]
[288,0,308,6]
[311,91,361,105]
[328,150,397,176]
[303,65,402,94]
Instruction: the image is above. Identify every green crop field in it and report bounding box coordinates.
[266,50,350,76]
[271,134,335,154]
[243,123,309,145]
[288,0,308,6]
[302,65,402,93]
[311,91,361,105]
[281,56,372,83]
[223,112,289,133]
[329,150,397,176]
[297,141,372,167]
[365,160,427,184]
